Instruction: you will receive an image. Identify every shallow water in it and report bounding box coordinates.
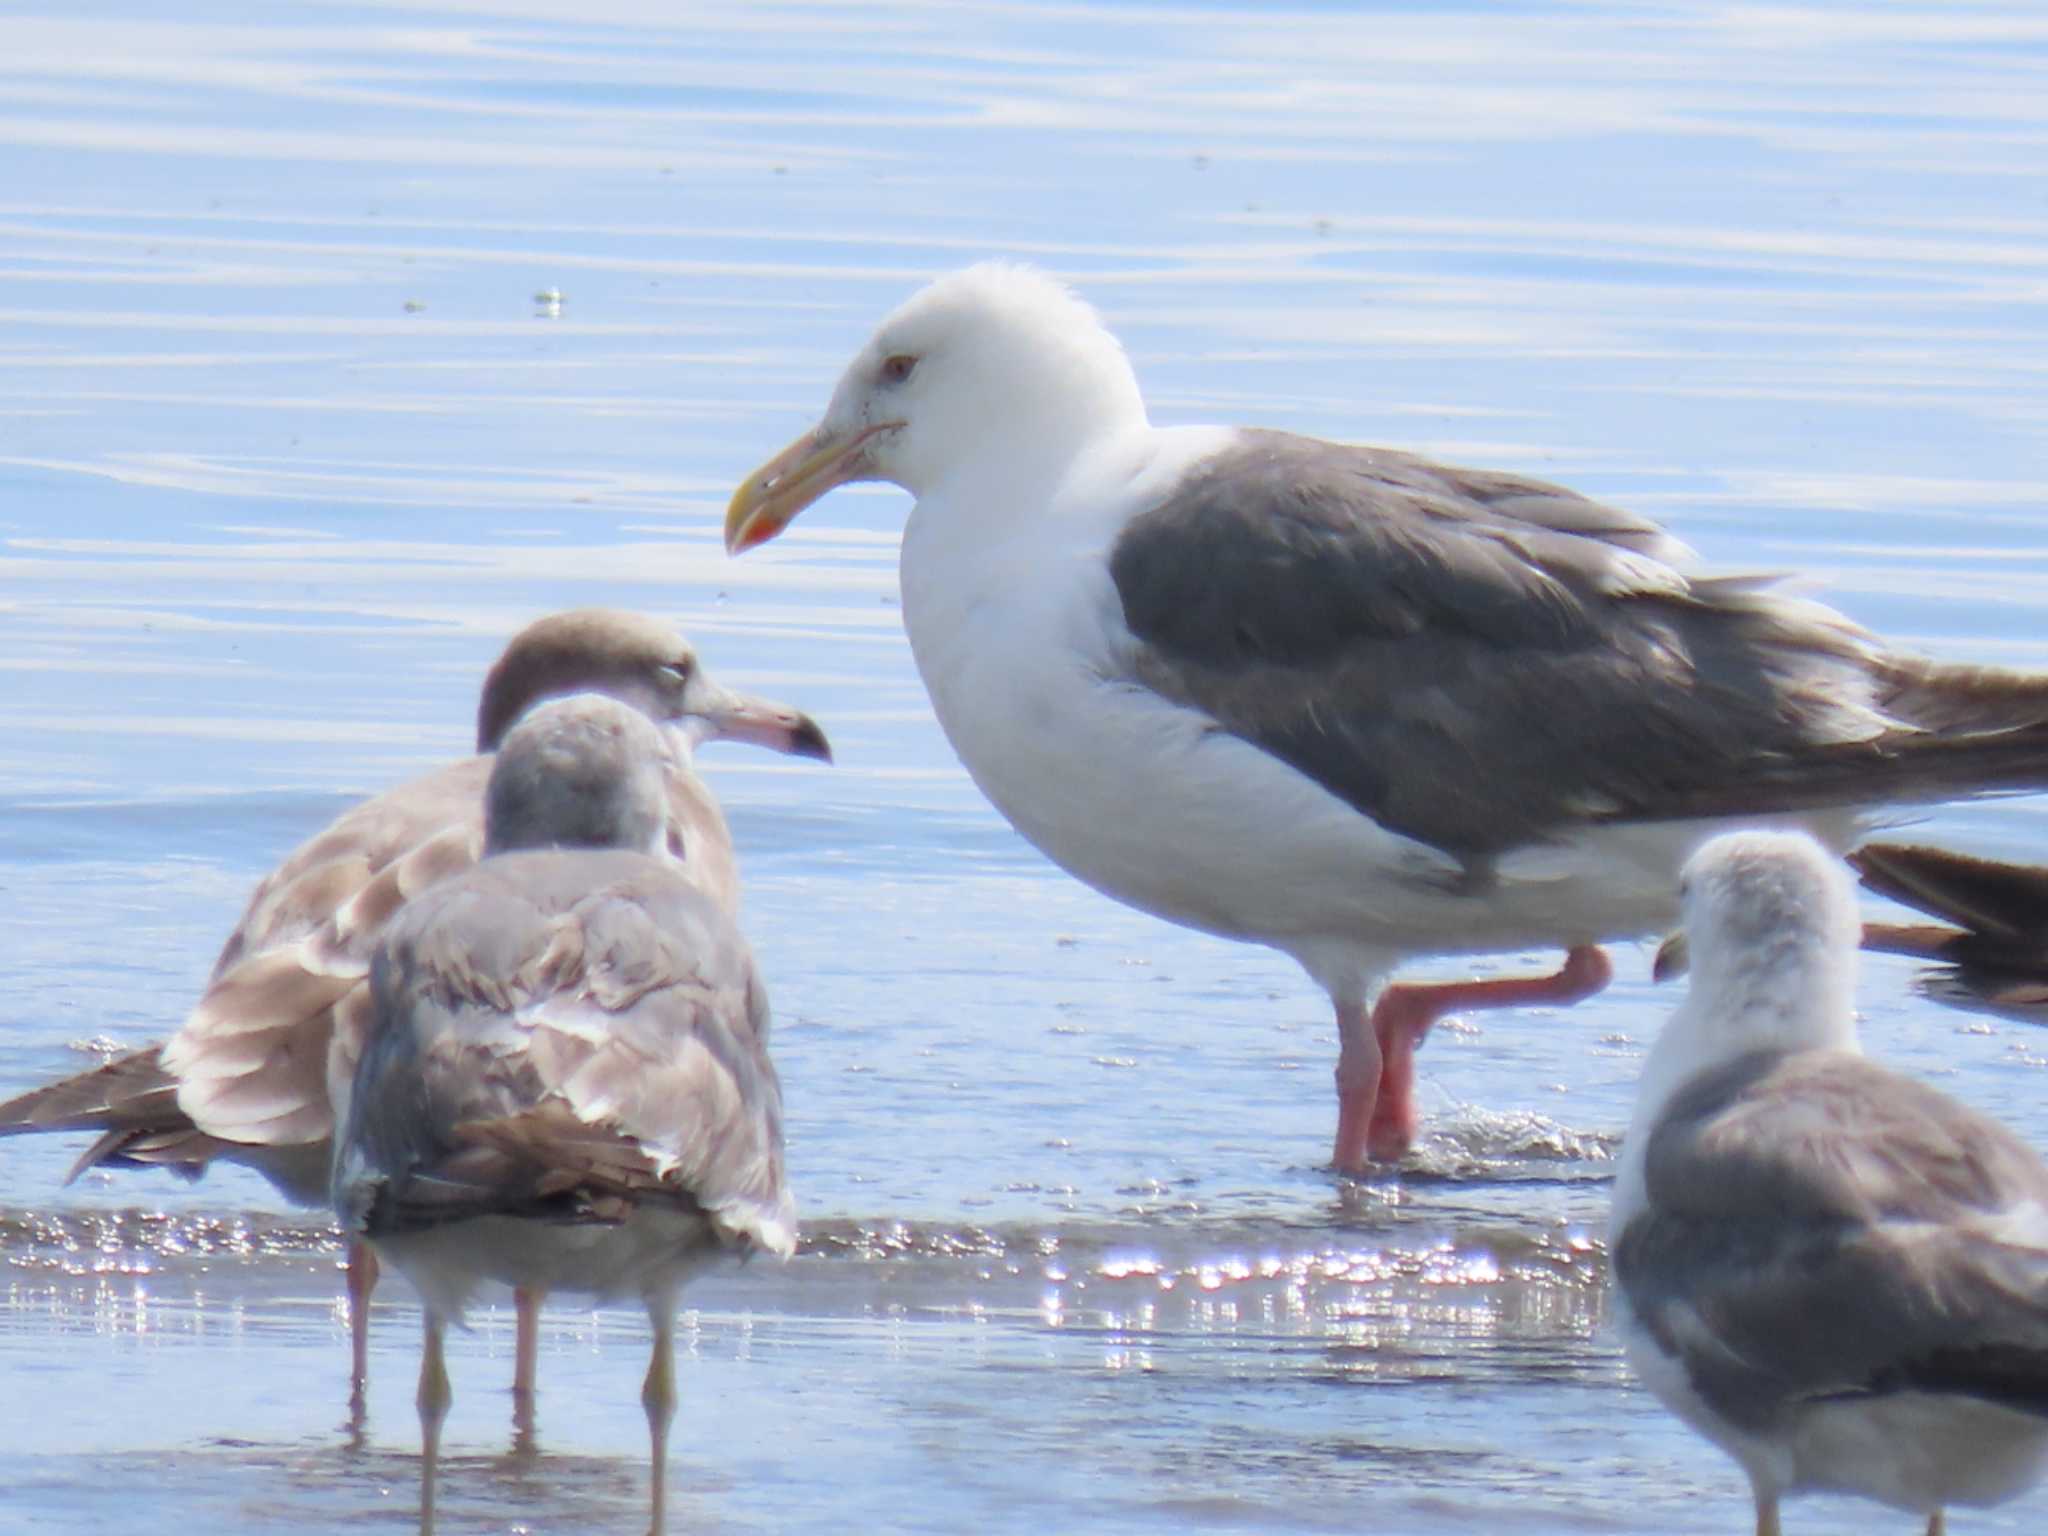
[4,2,2048,1532]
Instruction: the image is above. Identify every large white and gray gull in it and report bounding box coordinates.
[333,692,791,1535]
[724,261,2048,1173]
[1612,830,2048,1536]
[0,609,826,1407]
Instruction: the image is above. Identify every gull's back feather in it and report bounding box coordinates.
[333,849,791,1268]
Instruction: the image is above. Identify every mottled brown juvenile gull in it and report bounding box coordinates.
[1612,830,2048,1536]
[331,693,792,1536]
[0,609,825,1404]
[723,261,2048,1173]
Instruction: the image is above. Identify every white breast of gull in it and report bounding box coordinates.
[1613,829,2048,1536]
[724,261,2048,1174]
[330,693,794,1536]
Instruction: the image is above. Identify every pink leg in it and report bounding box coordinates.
[1335,945,1615,1171]
[346,1240,380,1401]
[1331,998,1383,1176]
[512,1286,545,1435]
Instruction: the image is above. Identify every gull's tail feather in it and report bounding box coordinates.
[1854,842,2048,945]
[1851,842,2048,1012]
[1877,655,2048,739]
[1644,715,2048,824]
[0,1046,227,1182]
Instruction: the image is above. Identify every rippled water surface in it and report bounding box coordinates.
[5,3,2048,1532]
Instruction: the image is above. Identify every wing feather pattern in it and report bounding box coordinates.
[334,850,790,1260]
[1615,1051,2048,1429]
[1111,430,2048,864]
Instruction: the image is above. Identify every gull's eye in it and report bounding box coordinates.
[656,662,691,691]
[879,353,917,386]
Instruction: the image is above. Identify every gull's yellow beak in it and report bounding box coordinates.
[1652,931,1689,982]
[724,422,894,555]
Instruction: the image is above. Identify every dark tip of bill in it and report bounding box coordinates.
[792,714,834,763]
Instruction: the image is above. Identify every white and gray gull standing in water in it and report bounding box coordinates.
[723,261,2048,1173]
[0,608,827,1407]
[331,693,794,1536]
[1612,830,2048,1536]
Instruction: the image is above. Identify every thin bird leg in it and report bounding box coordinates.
[641,1296,679,1536]
[1753,1491,1781,1536]
[1359,945,1614,1165]
[345,1240,379,1403]
[1330,998,1383,1175]
[1926,1511,1946,1536]
[417,1312,452,1536]
[511,1285,545,1435]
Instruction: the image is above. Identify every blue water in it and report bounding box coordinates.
[4,3,2048,1532]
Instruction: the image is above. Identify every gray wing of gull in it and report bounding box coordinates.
[1109,429,2048,868]
[1614,1050,2048,1430]
[333,848,791,1259]
[163,741,737,1162]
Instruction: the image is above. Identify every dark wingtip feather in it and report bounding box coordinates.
[1854,841,2048,1015]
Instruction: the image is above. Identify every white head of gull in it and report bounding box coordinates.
[0,608,826,1408]
[1612,829,2048,1536]
[331,693,794,1536]
[727,262,2048,1174]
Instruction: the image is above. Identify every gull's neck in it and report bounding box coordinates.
[1619,932,1861,1198]
[901,416,1145,607]
[920,393,1148,514]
